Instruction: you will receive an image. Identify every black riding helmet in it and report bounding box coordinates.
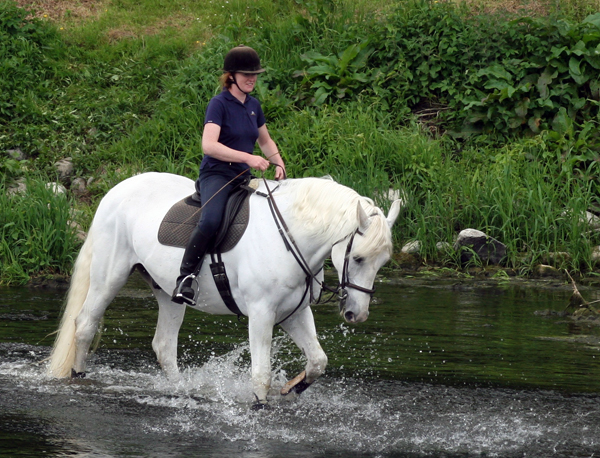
[223,45,265,74]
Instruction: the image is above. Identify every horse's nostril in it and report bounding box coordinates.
[344,311,355,322]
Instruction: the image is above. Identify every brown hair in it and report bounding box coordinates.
[219,72,234,89]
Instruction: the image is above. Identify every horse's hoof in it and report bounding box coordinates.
[251,393,270,410]
[251,401,270,411]
[70,369,86,379]
[280,370,312,396]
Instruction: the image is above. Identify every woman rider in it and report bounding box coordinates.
[172,45,286,305]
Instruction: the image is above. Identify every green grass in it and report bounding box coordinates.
[0,178,79,285]
[2,0,600,284]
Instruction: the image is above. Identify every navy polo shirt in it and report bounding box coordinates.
[200,89,266,177]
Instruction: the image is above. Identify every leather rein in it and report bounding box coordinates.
[261,177,376,324]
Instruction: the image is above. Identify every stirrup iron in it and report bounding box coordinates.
[174,273,197,306]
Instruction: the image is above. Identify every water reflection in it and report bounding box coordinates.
[1,274,600,457]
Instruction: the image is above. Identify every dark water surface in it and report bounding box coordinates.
[2,273,600,457]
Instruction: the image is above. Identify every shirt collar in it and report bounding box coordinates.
[222,88,248,105]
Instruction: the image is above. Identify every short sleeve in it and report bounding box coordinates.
[204,97,225,126]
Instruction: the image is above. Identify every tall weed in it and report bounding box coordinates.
[274,105,439,196]
[0,179,79,284]
[399,138,600,272]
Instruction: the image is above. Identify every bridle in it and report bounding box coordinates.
[334,229,376,312]
[261,176,377,323]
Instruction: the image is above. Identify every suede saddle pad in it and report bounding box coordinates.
[157,189,251,253]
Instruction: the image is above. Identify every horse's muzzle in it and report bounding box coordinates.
[343,309,369,323]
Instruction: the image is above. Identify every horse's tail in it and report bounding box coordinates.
[47,229,94,378]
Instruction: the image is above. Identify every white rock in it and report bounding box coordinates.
[54,158,74,180]
[46,182,67,195]
[71,177,87,193]
[455,228,486,242]
[7,178,27,195]
[436,241,452,252]
[586,211,600,230]
[7,148,26,161]
[401,240,421,254]
[454,228,506,265]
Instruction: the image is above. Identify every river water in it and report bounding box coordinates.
[2,273,600,457]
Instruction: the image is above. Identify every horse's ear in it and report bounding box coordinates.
[386,199,403,228]
[357,201,370,231]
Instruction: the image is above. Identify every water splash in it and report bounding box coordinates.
[2,341,600,457]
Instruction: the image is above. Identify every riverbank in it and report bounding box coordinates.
[2,0,600,285]
[24,260,600,291]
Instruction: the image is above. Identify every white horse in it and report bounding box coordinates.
[48,172,402,406]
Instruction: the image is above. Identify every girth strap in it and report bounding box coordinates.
[209,252,244,318]
[207,250,313,325]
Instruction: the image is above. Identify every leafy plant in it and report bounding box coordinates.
[459,14,600,138]
[295,41,374,104]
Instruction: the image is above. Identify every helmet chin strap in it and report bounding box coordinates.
[231,74,250,96]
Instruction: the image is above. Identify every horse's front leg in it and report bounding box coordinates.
[279,306,328,396]
[248,308,276,407]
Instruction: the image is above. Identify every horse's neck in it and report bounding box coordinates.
[269,200,336,271]
[299,234,333,272]
[259,178,357,269]
[290,218,351,274]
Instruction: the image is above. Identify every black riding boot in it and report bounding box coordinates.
[171,227,212,305]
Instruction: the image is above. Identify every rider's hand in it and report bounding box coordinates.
[246,155,270,172]
[274,165,286,180]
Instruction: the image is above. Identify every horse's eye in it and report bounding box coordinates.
[353,256,364,264]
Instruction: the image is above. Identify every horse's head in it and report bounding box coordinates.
[331,199,402,323]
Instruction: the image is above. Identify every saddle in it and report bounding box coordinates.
[157,180,259,317]
[157,184,254,252]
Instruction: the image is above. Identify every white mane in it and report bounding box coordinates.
[275,177,393,259]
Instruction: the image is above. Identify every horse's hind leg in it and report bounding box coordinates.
[151,287,186,380]
[72,256,133,376]
[279,306,328,396]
